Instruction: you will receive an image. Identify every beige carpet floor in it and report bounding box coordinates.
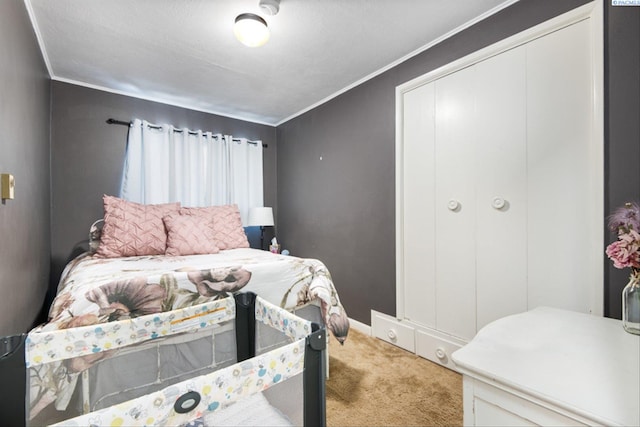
[326,329,462,427]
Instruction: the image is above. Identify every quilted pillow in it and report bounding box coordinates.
[179,204,249,250]
[163,213,220,256]
[96,195,180,258]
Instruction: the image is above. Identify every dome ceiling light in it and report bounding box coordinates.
[234,0,280,48]
[234,13,270,47]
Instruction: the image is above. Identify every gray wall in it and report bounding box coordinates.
[277,0,640,325]
[605,4,640,318]
[0,1,51,335]
[49,82,277,301]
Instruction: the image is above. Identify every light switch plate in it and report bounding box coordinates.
[1,174,15,200]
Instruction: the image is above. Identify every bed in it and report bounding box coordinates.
[21,197,349,425]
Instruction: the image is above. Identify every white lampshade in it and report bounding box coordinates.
[234,13,270,47]
[247,207,274,227]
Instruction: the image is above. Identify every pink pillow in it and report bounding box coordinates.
[96,195,180,258]
[179,204,249,250]
[164,213,220,256]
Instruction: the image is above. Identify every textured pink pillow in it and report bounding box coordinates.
[96,195,180,258]
[179,204,249,250]
[164,213,220,256]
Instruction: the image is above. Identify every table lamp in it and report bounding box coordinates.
[247,207,274,250]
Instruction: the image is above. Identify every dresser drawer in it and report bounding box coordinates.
[371,310,415,352]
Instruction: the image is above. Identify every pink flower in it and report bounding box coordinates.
[186,266,251,297]
[606,229,640,269]
[86,277,166,321]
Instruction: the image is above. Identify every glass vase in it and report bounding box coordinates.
[622,272,640,335]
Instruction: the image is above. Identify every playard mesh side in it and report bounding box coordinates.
[24,292,326,426]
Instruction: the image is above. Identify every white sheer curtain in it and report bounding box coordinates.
[120,119,264,223]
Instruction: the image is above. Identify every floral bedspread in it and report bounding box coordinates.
[40,248,349,338]
[28,248,349,420]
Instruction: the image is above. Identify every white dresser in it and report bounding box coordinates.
[452,307,640,426]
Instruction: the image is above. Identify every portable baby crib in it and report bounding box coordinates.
[4,292,326,426]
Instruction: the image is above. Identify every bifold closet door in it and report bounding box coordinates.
[434,67,477,340]
[474,46,527,331]
[403,48,528,339]
[401,83,437,329]
[433,47,528,339]
[526,19,596,313]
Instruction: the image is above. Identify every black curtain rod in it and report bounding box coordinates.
[106,118,267,148]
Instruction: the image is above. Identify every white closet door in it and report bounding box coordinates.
[526,19,595,313]
[474,46,528,330]
[402,83,436,328]
[435,67,477,340]
[394,4,602,367]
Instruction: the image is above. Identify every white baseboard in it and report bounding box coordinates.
[348,317,371,336]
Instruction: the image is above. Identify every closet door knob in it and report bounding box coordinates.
[492,197,506,210]
[447,200,460,211]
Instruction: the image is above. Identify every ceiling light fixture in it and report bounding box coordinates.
[234,13,270,47]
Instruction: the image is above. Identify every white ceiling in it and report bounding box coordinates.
[26,0,517,126]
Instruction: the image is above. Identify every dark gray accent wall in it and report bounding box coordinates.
[50,82,277,303]
[276,0,617,325]
[0,1,51,335]
[604,4,640,319]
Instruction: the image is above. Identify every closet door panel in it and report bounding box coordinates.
[526,20,594,313]
[435,68,477,340]
[474,47,528,330]
[402,83,437,328]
